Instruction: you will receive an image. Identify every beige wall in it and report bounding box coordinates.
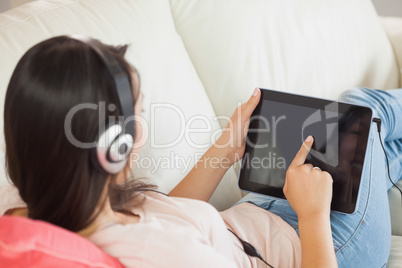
[10,0,33,8]
[0,0,33,12]
[372,0,402,17]
[0,1,10,12]
[1,0,402,17]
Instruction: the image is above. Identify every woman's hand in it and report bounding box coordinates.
[285,137,338,268]
[169,88,260,202]
[214,87,261,165]
[283,136,333,220]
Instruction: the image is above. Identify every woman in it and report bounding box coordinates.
[3,36,401,268]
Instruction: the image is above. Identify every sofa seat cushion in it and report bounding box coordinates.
[0,216,123,268]
[387,235,402,268]
[388,180,402,236]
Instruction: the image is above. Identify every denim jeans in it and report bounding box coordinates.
[236,88,402,268]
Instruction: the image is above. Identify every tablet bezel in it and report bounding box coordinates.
[238,88,373,214]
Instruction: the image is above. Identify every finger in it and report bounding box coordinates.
[243,120,251,136]
[289,136,314,167]
[283,179,287,193]
[243,87,261,116]
[322,171,333,181]
[311,166,322,172]
[311,167,322,173]
[303,163,314,170]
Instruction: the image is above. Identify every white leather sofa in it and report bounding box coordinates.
[0,0,401,266]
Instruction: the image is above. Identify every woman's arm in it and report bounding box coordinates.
[167,142,232,202]
[168,88,261,201]
[298,214,335,268]
[284,136,338,268]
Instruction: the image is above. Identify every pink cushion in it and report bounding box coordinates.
[0,216,123,268]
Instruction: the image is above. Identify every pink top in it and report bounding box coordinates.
[89,192,302,268]
[0,186,301,267]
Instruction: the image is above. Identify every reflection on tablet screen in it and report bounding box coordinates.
[239,89,372,214]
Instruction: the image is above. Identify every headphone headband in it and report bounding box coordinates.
[70,35,135,174]
[70,35,135,139]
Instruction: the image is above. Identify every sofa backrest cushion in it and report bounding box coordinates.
[381,17,402,88]
[170,0,399,120]
[0,0,241,210]
[0,216,123,268]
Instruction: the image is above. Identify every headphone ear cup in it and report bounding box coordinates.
[94,124,133,174]
[108,133,134,162]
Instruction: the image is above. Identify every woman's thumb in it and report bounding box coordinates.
[245,87,261,115]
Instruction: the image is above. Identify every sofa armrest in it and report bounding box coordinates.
[381,16,402,88]
[388,180,402,236]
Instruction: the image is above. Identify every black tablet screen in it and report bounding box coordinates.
[239,89,372,213]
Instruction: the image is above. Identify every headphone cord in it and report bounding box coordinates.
[373,118,402,205]
[227,229,274,268]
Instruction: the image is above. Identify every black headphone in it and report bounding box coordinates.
[71,35,135,174]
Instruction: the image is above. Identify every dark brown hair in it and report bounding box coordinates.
[4,36,155,232]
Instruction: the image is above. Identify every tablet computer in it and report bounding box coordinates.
[238,88,373,214]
